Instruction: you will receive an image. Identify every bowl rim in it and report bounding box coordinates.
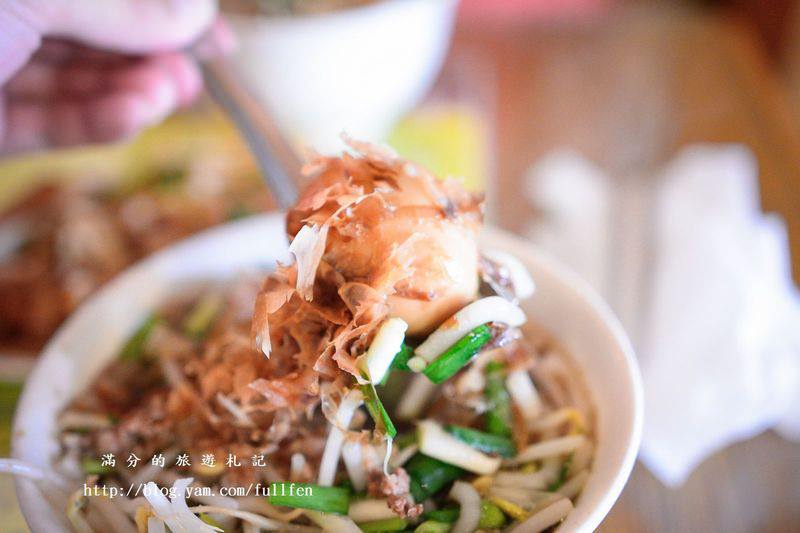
[12,214,642,532]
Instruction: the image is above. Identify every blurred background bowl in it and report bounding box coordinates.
[227,0,459,152]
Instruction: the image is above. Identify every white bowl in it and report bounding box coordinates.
[13,214,642,532]
[227,0,459,152]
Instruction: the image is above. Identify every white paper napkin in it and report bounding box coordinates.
[521,144,800,487]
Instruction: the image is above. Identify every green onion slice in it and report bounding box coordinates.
[391,343,414,372]
[484,361,512,437]
[446,425,517,458]
[425,508,459,523]
[404,454,464,502]
[547,453,574,492]
[81,458,113,475]
[120,314,161,362]
[358,517,409,532]
[361,384,397,438]
[424,501,507,528]
[378,343,415,386]
[268,483,350,514]
[414,520,452,533]
[422,325,492,384]
[183,293,223,340]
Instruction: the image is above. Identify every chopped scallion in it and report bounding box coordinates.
[358,517,408,532]
[361,384,397,438]
[414,520,452,533]
[183,293,223,340]
[446,425,516,458]
[120,314,161,362]
[547,453,573,492]
[425,508,459,523]
[379,343,413,386]
[484,361,512,437]
[418,420,501,475]
[424,501,507,528]
[268,482,350,514]
[391,344,414,372]
[81,458,113,475]
[422,325,492,384]
[404,454,464,502]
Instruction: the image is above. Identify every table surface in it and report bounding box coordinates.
[451,5,800,532]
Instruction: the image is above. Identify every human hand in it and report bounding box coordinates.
[0,0,225,154]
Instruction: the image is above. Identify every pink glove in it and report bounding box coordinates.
[0,0,224,154]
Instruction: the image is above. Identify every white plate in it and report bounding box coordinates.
[13,213,642,532]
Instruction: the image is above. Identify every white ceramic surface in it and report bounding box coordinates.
[13,214,642,532]
[227,0,458,152]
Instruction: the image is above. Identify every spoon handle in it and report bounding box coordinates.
[200,55,301,210]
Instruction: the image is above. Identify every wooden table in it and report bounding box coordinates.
[448,5,800,532]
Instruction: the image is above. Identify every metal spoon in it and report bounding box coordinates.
[198,54,301,210]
